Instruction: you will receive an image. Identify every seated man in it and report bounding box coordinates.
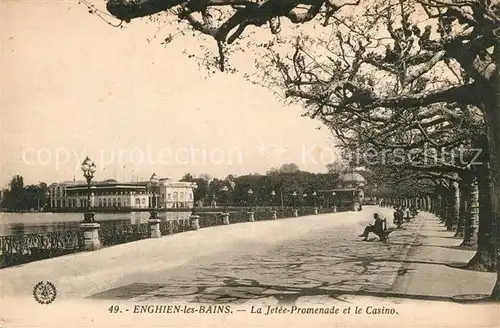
[403,207,411,222]
[359,213,386,241]
[393,209,404,228]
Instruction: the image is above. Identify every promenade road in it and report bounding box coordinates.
[2,207,415,301]
[1,207,497,328]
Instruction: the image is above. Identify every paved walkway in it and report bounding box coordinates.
[1,207,498,328]
[1,207,421,300]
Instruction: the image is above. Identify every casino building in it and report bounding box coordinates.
[49,178,196,210]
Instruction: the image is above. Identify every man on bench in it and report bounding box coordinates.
[393,207,404,229]
[403,206,412,222]
[359,213,395,241]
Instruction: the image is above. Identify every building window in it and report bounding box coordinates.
[135,198,140,205]
[189,193,193,200]
[180,192,184,200]
[168,193,171,199]
[142,198,145,204]
[117,198,122,207]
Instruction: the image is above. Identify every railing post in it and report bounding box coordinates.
[222,213,230,225]
[332,205,337,213]
[148,218,161,238]
[79,222,101,251]
[293,209,298,217]
[271,210,277,220]
[313,207,318,215]
[190,214,200,230]
[248,211,255,222]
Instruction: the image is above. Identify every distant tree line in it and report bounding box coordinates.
[179,162,380,208]
[0,175,49,212]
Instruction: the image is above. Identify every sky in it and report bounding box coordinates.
[1,0,338,186]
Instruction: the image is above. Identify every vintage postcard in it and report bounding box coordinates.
[1,0,499,327]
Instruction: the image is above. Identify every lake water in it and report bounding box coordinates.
[0,212,192,236]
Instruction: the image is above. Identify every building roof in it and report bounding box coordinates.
[337,172,366,183]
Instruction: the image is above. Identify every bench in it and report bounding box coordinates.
[373,219,396,242]
[393,214,404,229]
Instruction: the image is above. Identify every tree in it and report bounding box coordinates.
[278,163,300,173]
[2,175,26,211]
[180,173,209,204]
[180,173,194,181]
[326,161,348,174]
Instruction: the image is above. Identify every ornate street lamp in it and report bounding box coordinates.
[332,191,336,209]
[149,173,159,219]
[190,183,198,215]
[221,185,229,213]
[372,183,378,204]
[292,191,297,209]
[247,188,254,212]
[81,156,97,223]
[312,191,317,207]
[271,190,276,210]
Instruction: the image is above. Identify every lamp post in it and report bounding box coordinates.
[81,156,97,223]
[270,190,277,219]
[149,173,159,220]
[312,191,318,214]
[332,191,337,212]
[221,185,229,213]
[220,185,230,224]
[190,183,198,216]
[248,188,254,212]
[190,183,201,230]
[292,192,298,217]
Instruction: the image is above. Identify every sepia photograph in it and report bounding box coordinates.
[1,0,499,327]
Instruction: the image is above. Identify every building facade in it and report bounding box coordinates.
[48,178,196,210]
[157,178,197,209]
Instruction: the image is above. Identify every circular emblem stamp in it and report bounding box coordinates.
[33,281,57,304]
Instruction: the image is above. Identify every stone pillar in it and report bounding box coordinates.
[190,214,200,230]
[313,207,318,215]
[148,218,161,238]
[332,206,337,213]
[271,210,277,220]
[80,222,101,251]
[293,209,298,217]
[222,213,230,225]
[248,211,255,222]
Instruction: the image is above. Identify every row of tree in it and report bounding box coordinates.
[179,163,359,207]
[0,175,49,211]
[182,160,381,207]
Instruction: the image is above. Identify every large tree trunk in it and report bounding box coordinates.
[461,176,478,248]
[481,83,500,299]
[467,164,497,272]
[454,178,467,238]
[443,191,455,231]
[450,181,460,231]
